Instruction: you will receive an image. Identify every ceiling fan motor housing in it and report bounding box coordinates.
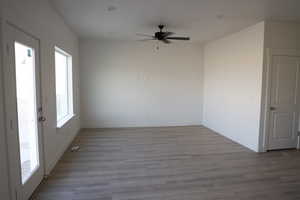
[155,25,166,40]
[155,32,165,40]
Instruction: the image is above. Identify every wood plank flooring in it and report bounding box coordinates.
[32,126,300,200]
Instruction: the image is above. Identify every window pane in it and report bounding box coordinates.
[15,42,39,184]
[55,51,69,122]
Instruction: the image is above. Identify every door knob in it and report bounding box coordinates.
[38,116,46,122]
[270,106,276,111]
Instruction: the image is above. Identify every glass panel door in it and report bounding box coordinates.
[4,23,44,200]
[14,42,40,184]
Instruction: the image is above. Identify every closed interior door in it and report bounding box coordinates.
[3,23,44,200]
[268,55,300,150]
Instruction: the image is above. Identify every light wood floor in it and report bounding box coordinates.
[33,126,300,200]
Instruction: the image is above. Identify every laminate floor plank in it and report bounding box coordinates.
[33,126,300,200]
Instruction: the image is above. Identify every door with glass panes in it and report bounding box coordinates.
[3,23,45,200]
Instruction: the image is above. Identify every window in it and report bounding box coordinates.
[55,47,73,128]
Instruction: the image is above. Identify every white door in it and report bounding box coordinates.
[268,55,300,150]
[3,23,45,200]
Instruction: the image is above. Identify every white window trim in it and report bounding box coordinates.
[56,113,75,128]
[55,46,74,128]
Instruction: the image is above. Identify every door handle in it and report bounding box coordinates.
[270,106,276,111]
[38,116,46,122]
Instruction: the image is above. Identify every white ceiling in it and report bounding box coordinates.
[50,0,300,43]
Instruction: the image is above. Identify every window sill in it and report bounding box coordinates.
[57,114,75,129]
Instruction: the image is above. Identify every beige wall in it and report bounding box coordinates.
[203,22,265,152]
[265,21,300,49]
[80,40,203,128]
[1,0,80,199]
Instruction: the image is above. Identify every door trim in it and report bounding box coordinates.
[2,21,45,200]
[260,48,300,152]
[0,18,13,200]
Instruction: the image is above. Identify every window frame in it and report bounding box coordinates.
[54,46,74,128]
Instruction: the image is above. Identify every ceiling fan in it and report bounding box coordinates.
[137,25,190,44]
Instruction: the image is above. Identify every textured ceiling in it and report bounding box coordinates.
[50,0,300,43]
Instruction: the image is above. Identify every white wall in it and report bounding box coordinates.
[1,0,80,198]
[203,22,265,152]
[80,40,203,128]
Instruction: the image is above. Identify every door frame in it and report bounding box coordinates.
[2,21,45,200]
[260,48,300,152]
[0,18,12,200]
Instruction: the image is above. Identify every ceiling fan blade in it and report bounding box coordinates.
[162,32,174,37]
[136,33,154,38]
[137,38,156,41]
[166,37,190,40]
[161,39,171,44]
